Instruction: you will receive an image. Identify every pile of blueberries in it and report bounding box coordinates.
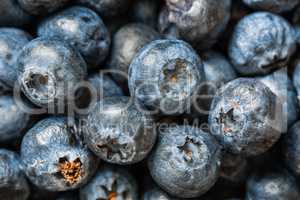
[2,0,300,199]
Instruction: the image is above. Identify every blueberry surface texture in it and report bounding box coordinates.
[77,0,132,17]
[162,0,231,49]
[0,95,30,143]
[148,125,221,198]
[0,0,32,27]
[17,37,87,108]
[38,6,110,68]
[208,78,282,156]
[142,187,176,200]
[0,149,30,200]
[18,0,71,15]
[245,169,300,200]
[21,117,98,191]
[294,5,300,45]
[282,121,300,176]
[258,68,299,130]
[0,28,32,93]
[243,0,299,13]
[229,12,296,75]
[80,165,138,200]
[192,51,237,116]
[83,96,156,165]
[131,0,159,28]
[129,39,204,115]
[108,23,160,85]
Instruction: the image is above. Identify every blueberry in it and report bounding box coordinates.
[21,117,98,191]
[192,51,237,116]
[108,23,160,85]
[245,169,300,200]
[143,187,176,200]
[80,165,138,200]
[258,68,299,130]
[243,0,299,13]
[131,0,159,28]
[83,96,156,165]
[293,58,300,101]
[0,0,32,27]
[87,73,123,100]
[78,73,124,110]
[220,152,248,184]
[0,95,30,143]
[0,149,30,200]
[294,5,300,45]
[158,6,180,40]
[282,121,300,176]
[208,78,282,156]
[0,28,32,93]
[77,0,132,17]
[229,12,296,75]
[148,125,221,198]
[17,37,87,109]
[18,0,71,15]
[129,39,204,115]
[38,6,110,68]
[161,0,231,50]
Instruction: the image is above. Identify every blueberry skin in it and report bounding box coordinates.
[143,187,177,200]
[80,165,138,200]
[131,0,159,28]
[220,152,248,183]
[0,149,30,200]
[258,68,299,130]
[0,28,32,93]
[293,59,300,100]
[208,78,282,156]
[17,37,87,108]
[77,0,132,17]
[87,73,123,100]
[294,5,300,45]
[229,12,296,75]
[243,0,299,13]
[21,117,98,191]
[108,23,160,85]
[0,95,30,143]
[0,0,32,27]
[193,51,237,116]
[162,0,231,50]
[83,96,156,165]
[148,126,221,198]
[282,121,300,176]
[38,6,110,68]
[129,39,204,115]
[245,170,300,200]
[158,6,180,40]
[18,0,71,15]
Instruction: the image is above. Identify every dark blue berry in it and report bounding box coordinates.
[0,28,32,93]
[243,0,299,13]
[148,125,221,198]
[18,0,71,15]
[77,0,132,17]
[229,12,296,75]
[246,169,300,200]
[0,149,30,200]
[21,117,98,191]
[282,121,300,176]
[38,6,110,68]
[161,0,231,49]
[208,78,282,156]
[0,95,30,143]
[0,0,32,27]
[129,39,204,115]
[17,37,87,109]
[80,165,138,200]
[83,96,156,164]
[108,23,160,85]
[131,0,159,28]
[258,68,299,130]
[143,187,176,200]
